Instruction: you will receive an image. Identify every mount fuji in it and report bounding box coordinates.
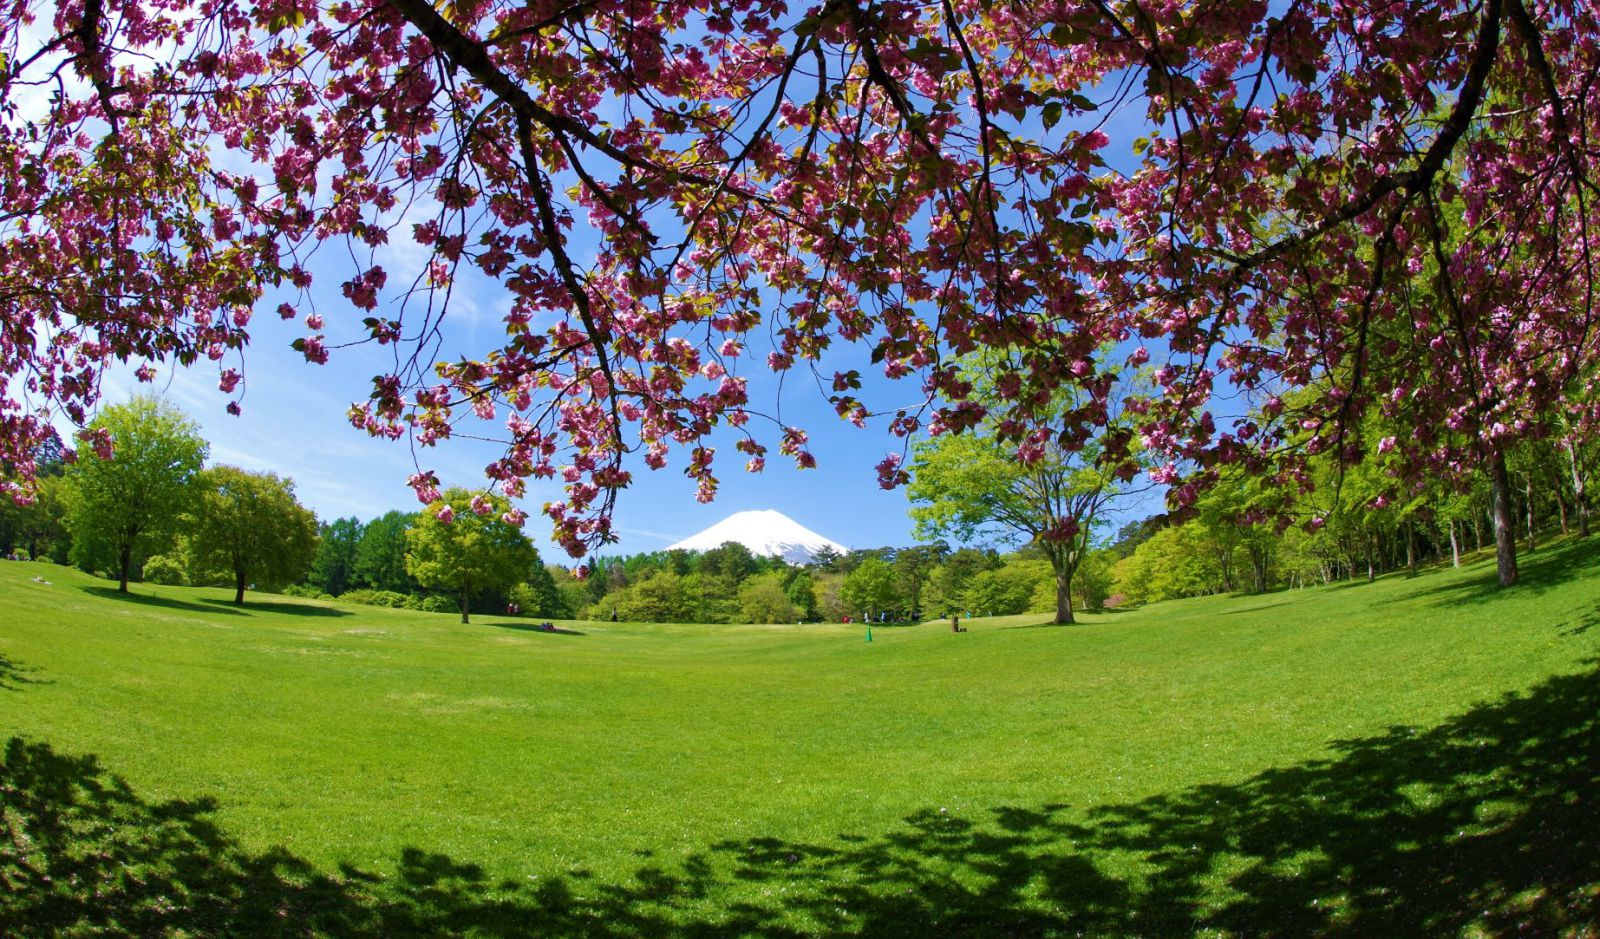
[666,510,847,564]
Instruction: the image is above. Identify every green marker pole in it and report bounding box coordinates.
[866,627,873,643]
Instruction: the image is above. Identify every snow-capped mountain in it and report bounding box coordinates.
[666,509,847,565]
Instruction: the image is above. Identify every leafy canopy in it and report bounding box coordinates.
[405,489,538,622]
[62,398,207,590]
[1,0,1596,559]
[188,466,319,604]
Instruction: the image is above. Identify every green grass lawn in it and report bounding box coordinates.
[3,539,1599,935]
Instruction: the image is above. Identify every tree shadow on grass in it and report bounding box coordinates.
[493,621,587,636]
[1218,599,1295,616]
[80,586,248,617]
[4,664,1598,935]
[1393,536,1600,609]
[1563,608,1600,637]
[1055,660,1600,935]
[0,652,44,691]
[198,598,352,618]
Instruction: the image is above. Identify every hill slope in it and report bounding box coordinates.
[1,540,1598,934]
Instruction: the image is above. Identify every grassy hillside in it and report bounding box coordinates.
[2,539,1598,935]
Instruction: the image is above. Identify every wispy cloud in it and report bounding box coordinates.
[613,527,683,544]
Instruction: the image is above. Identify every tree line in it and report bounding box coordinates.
[546,542,1113,626]
[10,392,1592,624]
[1,398,317,605]
[1,397,541,623]
[4,395,1110,626]
[1108,419,1598,606]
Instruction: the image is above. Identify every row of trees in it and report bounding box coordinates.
[0,398,319,604]
[0,391,1126,626]
[1109,423,1599,606]
[18,390,1588,626]
[562,542,1111,625]
[7,395,1107,626]
[1,398,547,622]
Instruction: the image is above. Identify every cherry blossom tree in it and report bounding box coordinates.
[0,0,1595,586]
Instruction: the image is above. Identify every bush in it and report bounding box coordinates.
[142,554,189,586]
[281,584,332,599]
[413,595,456,614]
[340,589,410,608]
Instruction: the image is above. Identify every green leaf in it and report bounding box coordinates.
[1049,24,1086,45]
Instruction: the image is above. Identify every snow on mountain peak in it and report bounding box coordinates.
[666,509,846,564]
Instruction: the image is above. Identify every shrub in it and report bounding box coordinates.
[400,595,457,617]
[340,589,410,608]
[281,584,332,599]
[416,595,455,614]
[142,554,189,586]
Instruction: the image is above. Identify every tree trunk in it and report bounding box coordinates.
[1569,441,1591,537]
[118,543,132,593]
[1449,518,1460,568]
[234,568,247,605]
[1405,522,1416,575]
[1054,570,1075,625]
[1490,451,1519,587]
[1524,475,1537,552]
[460,584,471,624]
[1249,546,1268,594]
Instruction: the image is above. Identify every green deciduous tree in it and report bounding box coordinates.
[909,430,1117,625]
[739,572,798,624]
[610,570,694,623]
[63,398,207,592]
[507,562,570,618]
[924,548,999,616]
[1072,550,1115,612]
[354,510,418,594]
[1112,525,1229,605]
[785,570,817,621]
[188,466,319,605]
[404,490,538,624]
[307,516,363,596]
[964,559,1050,617]
[840,557,902,621]
[0,475,70,563]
